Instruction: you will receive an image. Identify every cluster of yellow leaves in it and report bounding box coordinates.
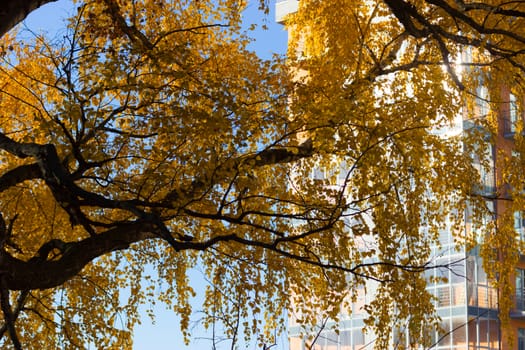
[0,0,525,348]
[0,0,295,347]
[285,0,525,347]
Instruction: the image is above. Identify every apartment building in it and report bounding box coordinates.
[276,1,525,349]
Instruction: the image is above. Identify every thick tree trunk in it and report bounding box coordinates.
[0,0,57,38]
[0,225,157,290]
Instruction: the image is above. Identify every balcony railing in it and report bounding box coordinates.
[471,171,496,197]
[511,295,525,319]
[502,117,525,139]
[468,285,498,309]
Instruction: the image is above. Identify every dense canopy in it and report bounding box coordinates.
[0,0,524,348]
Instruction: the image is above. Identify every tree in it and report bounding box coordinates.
[0,0,58,39]
[0,0,524,348]
[287,1,525,347]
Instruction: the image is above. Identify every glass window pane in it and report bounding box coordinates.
[438,321,451,347]
[519,328,525,350]
[452,318,467,345]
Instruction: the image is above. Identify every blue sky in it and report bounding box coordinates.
[22,1,289,349]
[23,0,288,59]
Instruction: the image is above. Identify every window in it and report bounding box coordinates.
[510,93,519,132]
[437,287,451,307]
[470,141,494,194]
[516,269,525,310]
[519,328,525,350]
[515,211,525,242]
[312,166,324,180]
[476,85,489,117]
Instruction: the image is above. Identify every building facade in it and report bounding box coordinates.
[276,1,525,349]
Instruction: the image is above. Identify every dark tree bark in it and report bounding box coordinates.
[0,0,57,38]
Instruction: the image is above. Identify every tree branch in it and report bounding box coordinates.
[0,280,21,349]
[0,290,28,342]
[0,222,157,291]
[0,164,42,193]
[0,0,58,38]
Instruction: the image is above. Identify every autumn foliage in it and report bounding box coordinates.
[0,0,524,348]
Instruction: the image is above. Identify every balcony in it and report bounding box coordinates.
[463,118,484,132]
[463,119,491,141]
[502,117,525,139]
[510,295,525,319]
[471,171,496,197]
[276,0,299,23]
